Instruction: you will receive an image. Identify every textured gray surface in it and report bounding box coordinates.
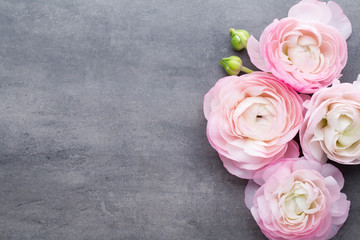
[1,0,360,239]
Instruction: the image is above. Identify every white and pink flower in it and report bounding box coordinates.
[247,0,351,93]
[245,158,350,240]
[204,72,303,179]
[300,77,360,164]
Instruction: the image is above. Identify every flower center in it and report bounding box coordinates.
[317,103,360,153]
[232,97,277,141]
[285,34,321,73]
[279,180,321,221]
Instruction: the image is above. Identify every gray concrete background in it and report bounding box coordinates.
[0,0,359,239]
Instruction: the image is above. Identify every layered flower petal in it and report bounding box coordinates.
[300,76,360,164]
[204,72,303,179]
[245,158,350,240]
[289,0,352,39]
[248,0,350,93]
[247,36,269,72]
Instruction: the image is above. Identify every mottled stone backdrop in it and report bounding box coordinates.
[1,0,359,239]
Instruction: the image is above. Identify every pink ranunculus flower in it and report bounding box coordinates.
[300,77,360,164]
[247,0,351,93]
[203,72,304,179]
[245,158,350,240]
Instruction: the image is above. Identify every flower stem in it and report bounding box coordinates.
[241,66,254,74]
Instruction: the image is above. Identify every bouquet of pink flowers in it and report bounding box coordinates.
[204,1,357,239]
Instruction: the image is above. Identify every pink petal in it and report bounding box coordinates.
[292,158,322,172]
[203,76,233,119]
[353,74,360,88]
[332,79,341,85]
[288,0,332,24]
[250,207,260,222]
[288,0,352,39]
[324,176,341,202]
[245,180,259,209]
[261,160,293,183]
[327,224,341,240]
[299,93,311,103]
[219,154,255,179]
[321,163,344,189]
[203,91,213,120]
[315,213,333,238]
[256,195,272,224]
[283,140,300,158]
[328,1,352,39]
[247,36,268,72]
[331,193,350,219]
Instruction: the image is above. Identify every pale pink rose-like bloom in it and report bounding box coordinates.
[245,158,350,240]
[247,0,351,93]
[300,77,360,164]
[204,72,303,179]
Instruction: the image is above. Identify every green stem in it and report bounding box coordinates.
[241,66,254,74]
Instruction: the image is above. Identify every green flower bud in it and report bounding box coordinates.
[229,28,250,51]
[219,56,243,75]
[219,56,253,75]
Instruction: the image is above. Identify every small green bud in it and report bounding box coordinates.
[229,28,250,51]
[219,56,243,75]
[219,56,254,75]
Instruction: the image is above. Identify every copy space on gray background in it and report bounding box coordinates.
[1,0,360,239]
